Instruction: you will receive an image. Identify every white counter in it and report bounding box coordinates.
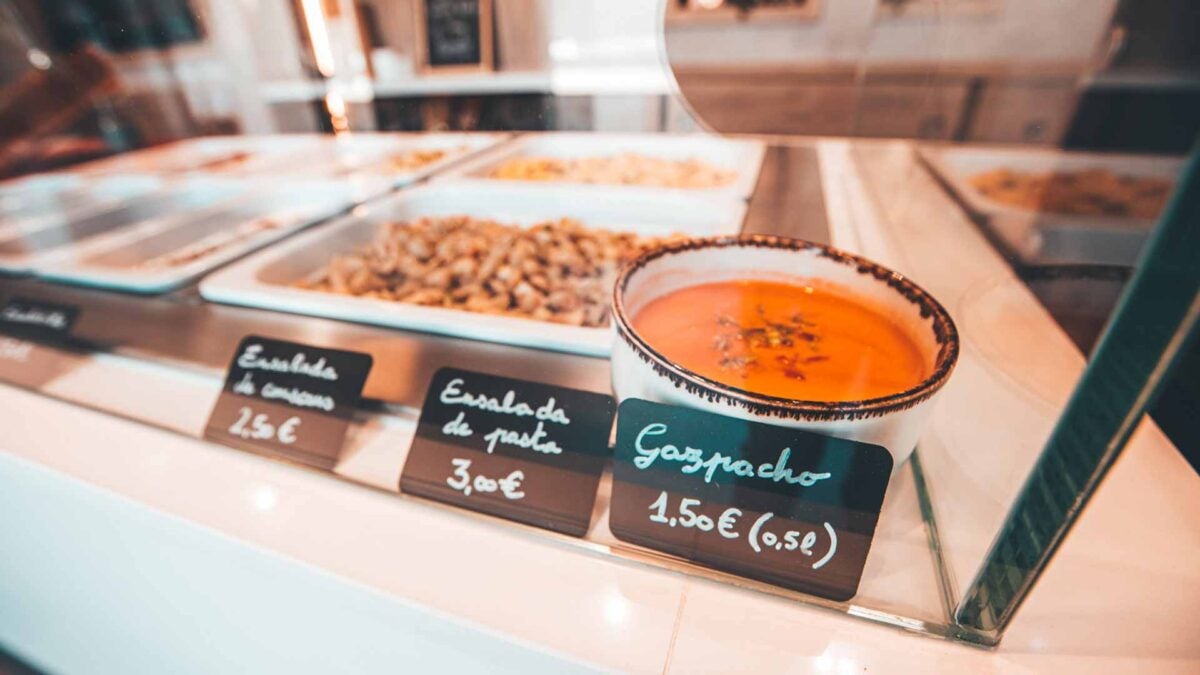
[2,376,1197,673]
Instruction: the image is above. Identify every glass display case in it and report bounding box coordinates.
[0,0,1196,666]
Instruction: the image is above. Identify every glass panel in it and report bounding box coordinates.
[0,0,1195,648]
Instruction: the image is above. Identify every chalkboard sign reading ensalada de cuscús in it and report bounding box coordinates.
[414,0,494,73]
[609,399,893,601]
[204,336,372,470]
[401,368,615,536]
[0,297,79,342]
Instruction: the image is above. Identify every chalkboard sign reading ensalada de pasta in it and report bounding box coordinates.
[609,399,892,601]
[414,0,494,73]
[204,336,372,470]
[401,368,615,536]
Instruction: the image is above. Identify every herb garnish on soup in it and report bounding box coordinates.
[632,280,927,402]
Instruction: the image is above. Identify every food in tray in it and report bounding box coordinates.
[386,147,465,172]
[324,146,466,177]
[488,153,736,189]
[632,280,927,402]
[296,216,681,327]
[123,149,255,174]
[968,168,1173,219]
[193,151,255,172]
[137,218,285,269]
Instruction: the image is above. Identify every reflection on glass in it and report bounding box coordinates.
[0,0,1194,653]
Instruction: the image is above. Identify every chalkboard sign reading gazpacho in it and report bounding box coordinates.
[609,399,892,601]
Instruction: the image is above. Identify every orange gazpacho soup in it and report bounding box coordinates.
[631,279,928,402]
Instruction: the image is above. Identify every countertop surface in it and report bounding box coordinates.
[2,368,1197,673]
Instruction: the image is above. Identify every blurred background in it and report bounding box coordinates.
[1,0,1196,180]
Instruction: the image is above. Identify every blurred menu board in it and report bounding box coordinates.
[416,0,493,72]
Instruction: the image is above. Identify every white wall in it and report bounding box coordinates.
[200,0,297,133]
[666,0,1121,67]
[543,0,661,67]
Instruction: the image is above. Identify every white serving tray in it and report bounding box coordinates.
[72,136,312,176]
[919,145,1184,266]
[200,182,747,356]
[0,173,80,208]
[0,180,246,275]
[34,182,367,294]
[0,175,163,242]
[72,133,508,189]
[285,132,510,187]
[440,132,766,200]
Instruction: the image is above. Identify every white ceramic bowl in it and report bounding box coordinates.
[611,236,959,469]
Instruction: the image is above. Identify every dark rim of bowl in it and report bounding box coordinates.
[612,235,960,422]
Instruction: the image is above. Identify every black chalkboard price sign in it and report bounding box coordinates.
[204,336,373,470]
[0,297,79,343]
[609,399,893,601]
[414,0,494,73]
[400,367,616,536]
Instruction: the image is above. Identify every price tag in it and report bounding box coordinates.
[400,367,616,537]
[609,399,893,601]
[204,336,372,469]
[0,297,79,342]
